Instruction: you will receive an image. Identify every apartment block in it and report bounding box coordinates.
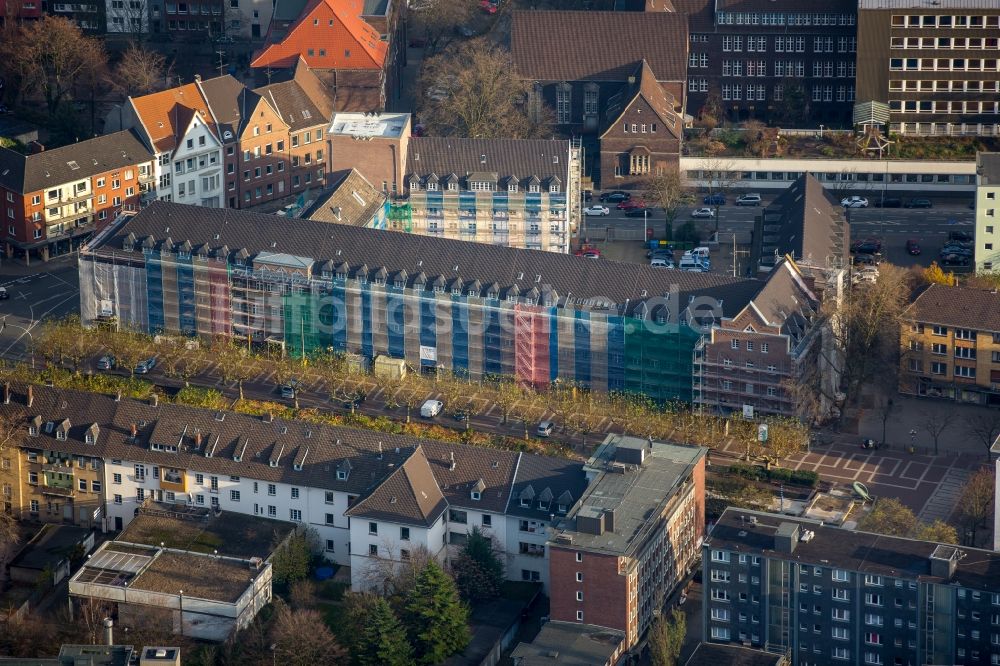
[975,152,1000,272]
[899,283,1000,405]
[328,111,410,196]
[547,436,706,648]
[0,130,154,264]
[78,201,761,402]
[856,0,1000,137]
[0,383,586,596]
[703,508,1000,666]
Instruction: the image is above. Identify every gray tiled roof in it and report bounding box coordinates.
[345,446,448,526]
[746,260,818,338]
[305,168,385,226]
[198,75,249,144]
[0,384,555,519]
[512,10,689,82]
[758,174,849,271]
[506,452,588,521]
[89,201,762,316]
[406,137,570,190]
[254,59,335,129]
[0,130,153,194]
[904,283,1000,333]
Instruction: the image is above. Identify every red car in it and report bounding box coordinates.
[906,239,921,256]
[617,199,647,210]
[479,0,498,12]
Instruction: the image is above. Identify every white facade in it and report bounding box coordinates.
[168,113,224,207]
[227,0,273,40]
[974,155,1000,272]
[349,515,447,591]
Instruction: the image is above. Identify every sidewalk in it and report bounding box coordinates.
[853,394,990,457]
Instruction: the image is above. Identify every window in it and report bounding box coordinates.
[731,339,740,349]
[931,362,947,375]
[290,509,302,521]
[832,569,849,582]
[866,593,883,607]
[865,575,882,586]
[268,484,276,496]
[400,527,410,540]
[832,626,849,640]
[576,572,583,582]
[932,325,948,336]
[369,522,378,535]
[711,608,731,621]
[832,608,850,621]
[230,490,240,502]
[576,552,583,563]
[710,627,731,640]
[291,487,300,499]
[833,648,850,661]
[325,513,334,525]
[92,480,101,492]
[369,544,378,556]
[113,473,122,484]
[325,540,335,552]
[711,550,730,563]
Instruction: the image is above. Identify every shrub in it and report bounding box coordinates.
[767,467,793,482]
[728,463,762,481]
[789,470,819,487]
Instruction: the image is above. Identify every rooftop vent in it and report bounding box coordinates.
[774,521,799,554]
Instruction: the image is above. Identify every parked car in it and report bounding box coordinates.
[940,244,972,256]
[134,357,157,374]
[853,253,882,267]
[853,267,879,285]
[703,194,726,206]
[861,438,879,450]
[583,205,610,216]
[650,257,674,269]
[905,198,933,209]
[342,392,366,409]
[686,247,711,260]
[537,420,555,437]
[582,189,593,202]
[874,197,902,208]
[679,255,709,272]
[690,207,715,218]
[624,207,650,217]
[420,399,444,418]
[906,239,921,255]
[735,193,762,206]
[452,409,469,422]
[647,248,674,260]
[279,380,302,399]
[0,287,8,300]
[841,196,869,208]
[600,191,630,202]
[575,244,601,259]
[96,356,116,371]
[940,254,971,267]
[948,230,973,242]
[618,198,646,210]
[851,238,882,254]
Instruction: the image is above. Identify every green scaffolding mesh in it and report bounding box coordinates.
[388,202,413,233]
[283,291,328,359]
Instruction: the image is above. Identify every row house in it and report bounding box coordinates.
[0,383,586,595]
[704,508,1000,666]
[0,130,153,264]
[899,283,1000,406]
[251,0,405,112]
[50,0,104,31]
[103,62,333,211]
[78,201,763,403]
[512,10,688,189]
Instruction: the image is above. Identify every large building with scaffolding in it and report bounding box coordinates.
[80,202,762,402]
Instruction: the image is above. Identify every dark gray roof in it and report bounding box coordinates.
[904,283,1000,333]
[345,446,448,526]
[8,524,92,572]
[407,137,569,191]
[271,0,309,22]
[755,174,849,272]
[198,75,249,144]
[509,621,626,665]
[512,10,688,82]
[709,508,1000,592]
[506,452,588,521]
[0,130,153,194]
[745,260,818,339]
[684,643,785,666]
[89,201,762,317]
[254,60,335,129]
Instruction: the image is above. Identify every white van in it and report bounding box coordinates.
[420,400,444,418]
[685,247,710,260]
[679,255,709,272]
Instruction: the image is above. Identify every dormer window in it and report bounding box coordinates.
[447,181,457,191]
[56,430,67,441]
[558,503,567,513]
[85,433,94,444]
[471,490,481,500]
[426,182,438,191]
[336,470,347,480]
[451,287,462,296]
[410,182,420,192]
[549,184,559,193]
[529,184,540,193]
[520,497,530,507]
[394,279,405,289]
[508,183,518,192]
[28,426,37,436]
[507,293,517,303]
[538,500,550,511]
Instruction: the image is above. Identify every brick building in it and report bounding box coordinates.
[681,0,858,126]
[704,508,1000,666]
[547,435,706,649]
[0,130,153,264]
[328,111,410,196]
[512,10,688,188]
[899,283,1000,405]
[856,0,1000,137]
[251,0,405,111]
[0,0,42,25]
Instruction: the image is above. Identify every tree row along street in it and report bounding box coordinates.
[8,318,809,466]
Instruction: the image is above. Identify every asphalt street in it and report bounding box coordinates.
[0,255,81,367]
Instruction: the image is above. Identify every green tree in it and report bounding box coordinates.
[271,529,315,587]
[451,526,504,602]
[915,519,959,545]
[403,561,471,664]
[649,608,686,666]
[859,498,917,537]
[356,597,414,666]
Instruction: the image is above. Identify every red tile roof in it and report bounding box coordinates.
[250,0,387,71]
[129,82,217,153]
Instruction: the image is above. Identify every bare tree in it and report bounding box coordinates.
[409,0,474,53]
[921,410,956,456]
[644,168,695,240]
[0,16,108,114]
[110,44,166,98]
[965,412,1000,464]
[957,467,994,546]
[270,599,348,666]
[419,40,552,139]
[700,157,739,233]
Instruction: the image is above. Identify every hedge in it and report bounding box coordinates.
[727,463,818,488]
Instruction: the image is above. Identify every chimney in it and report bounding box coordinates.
[264,412,273,423]
[26,385,33,408]
[130,423,138,438]
[151,394,158,407]
[3,382,9,405]
[103,618,114,646]
[115,391,122,402]
[377,441,382,460]
[774,522,799,553]
[27,141,44,154]
[195,432,202,448]
[194,74,202,82]
[449,451,456,471]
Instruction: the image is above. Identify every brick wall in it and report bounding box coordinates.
[548,545,628,632]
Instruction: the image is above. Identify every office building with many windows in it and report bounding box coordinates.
[703,508,1000,666]
[975,152,1000,272]
[856,0,1000,136]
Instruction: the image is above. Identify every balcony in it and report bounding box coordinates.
[42,462,75,473]
[41,485,75,498]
